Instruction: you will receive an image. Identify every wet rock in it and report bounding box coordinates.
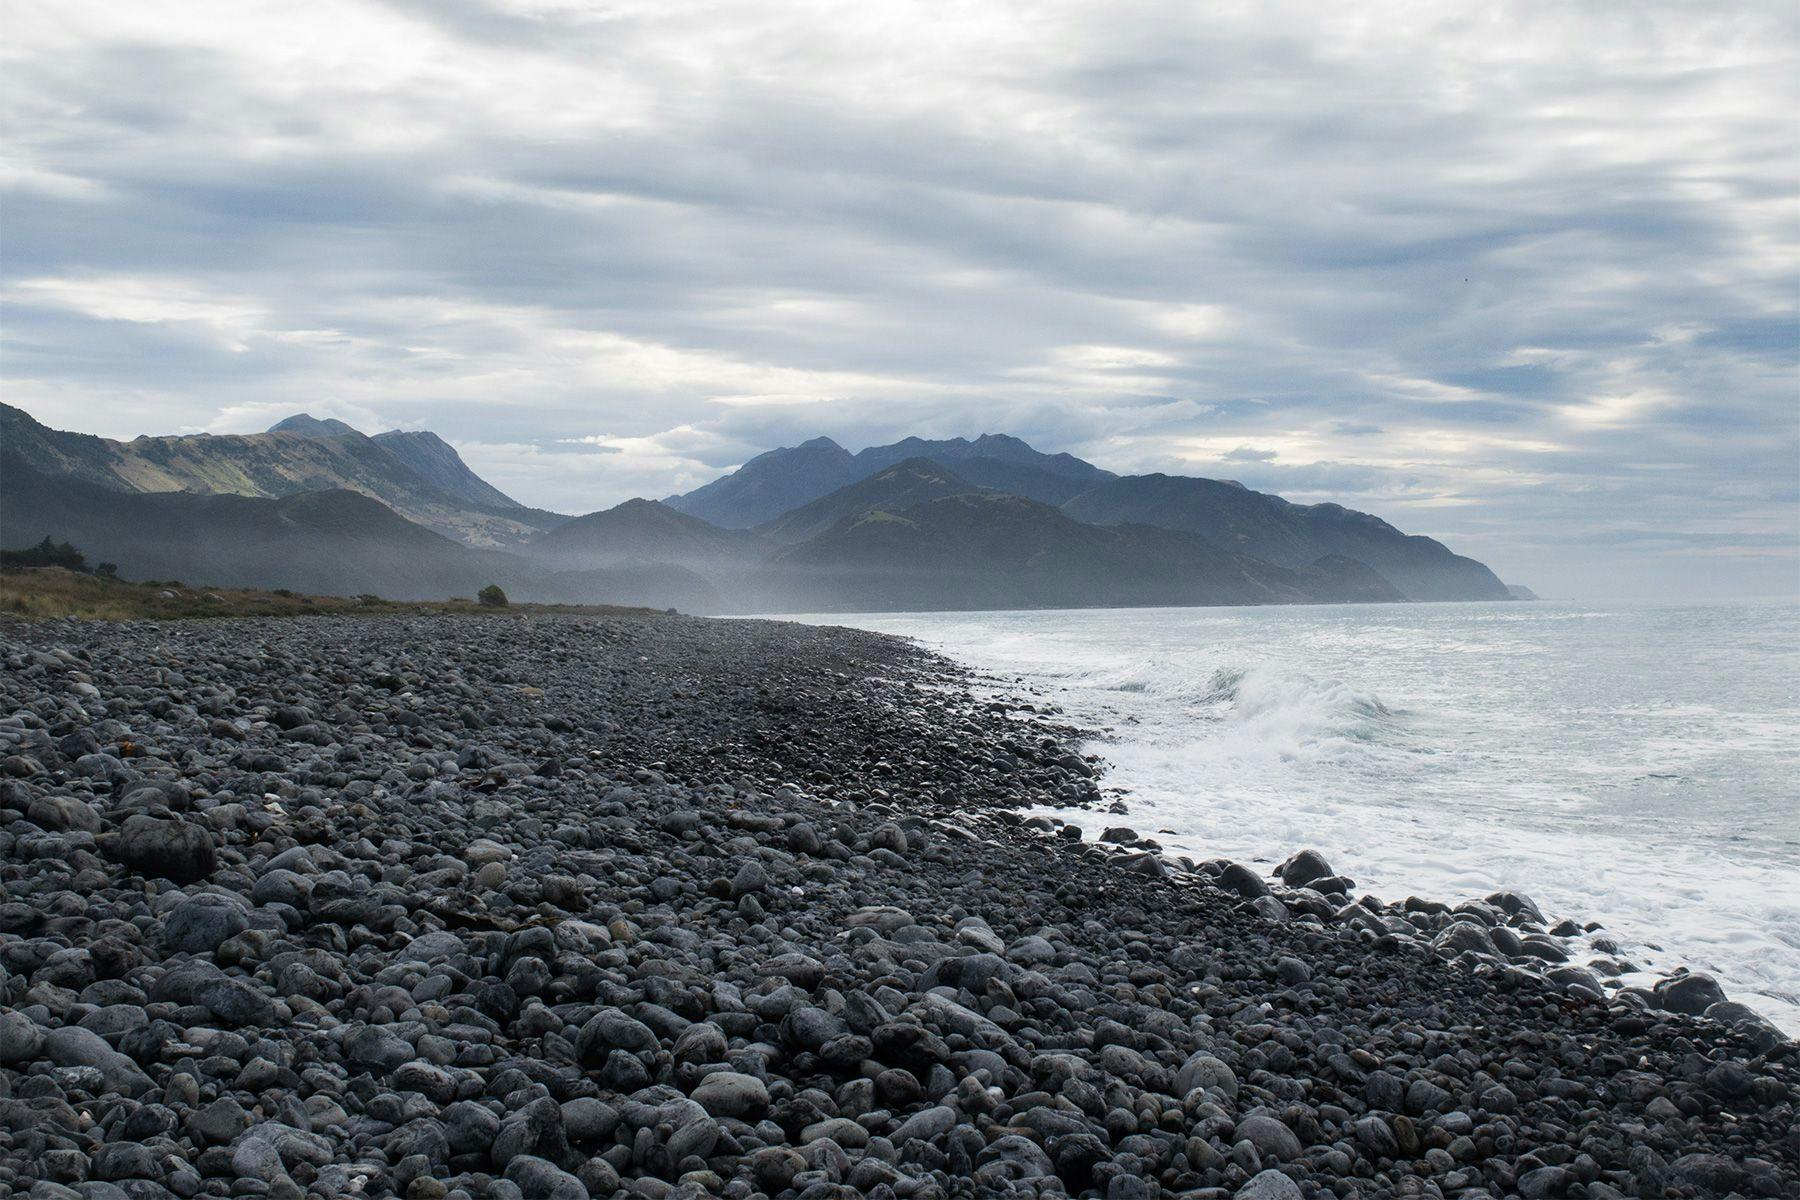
[1275,849,1333,887]
[1652,972,1729,1015]
[1217,862,1271,899]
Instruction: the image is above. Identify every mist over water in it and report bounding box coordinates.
[790,600,1800,1033]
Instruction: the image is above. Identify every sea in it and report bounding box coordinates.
[785,600,1800,1034]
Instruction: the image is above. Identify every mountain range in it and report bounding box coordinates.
[1,403,1519,612]
[0,403,558,548]
[665,432,1113,527]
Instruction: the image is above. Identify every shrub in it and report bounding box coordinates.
[95,562,119,579]
[478,584,508,608]
[0,537,88,571]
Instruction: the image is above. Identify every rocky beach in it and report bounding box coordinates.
[0,612,1794,1200]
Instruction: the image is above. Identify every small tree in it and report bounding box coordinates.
[478,583,508,608]
[0,537,88,571]
[95,562,119,579]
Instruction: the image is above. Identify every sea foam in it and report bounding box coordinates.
[800,599,1800,1034]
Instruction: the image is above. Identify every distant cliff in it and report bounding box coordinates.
[1061,474,1510,602]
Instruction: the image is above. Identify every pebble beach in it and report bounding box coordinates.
[0,613,1794,1199]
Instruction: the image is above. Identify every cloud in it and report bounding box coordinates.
[1,0,1795,595]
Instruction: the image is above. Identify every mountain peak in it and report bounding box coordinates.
[755,456,981,545]
[269,413,359,438]
[667,430,1114,527]
[378,427,448,448]
[664,438,861,527]
[369,428,528,513]
[852,432,1113,486]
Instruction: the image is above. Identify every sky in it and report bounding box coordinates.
[3,1,1796,598]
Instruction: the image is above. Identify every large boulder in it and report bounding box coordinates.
[689,1071,770,1120]
[1237,1169,1304,1200]
[164,894,250,955]
[1652,972,1728,1016]
[1275,849,1333,888]
[1176,1052,1238,1100]
[29,795,103,833]
[1434,921,1496,956]
[1236,1113,1302,1161]
[1217,862,1271,899]
[0,1011,46,1065]
[1485,891,1545,924]
[113,814,217,883]
[43,1026,153,1096]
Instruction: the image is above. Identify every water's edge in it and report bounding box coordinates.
[783,600,1800,1036]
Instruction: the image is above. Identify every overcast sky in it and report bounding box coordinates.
[4,1,1796,597]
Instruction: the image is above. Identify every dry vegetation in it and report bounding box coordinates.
[0,568,666,622]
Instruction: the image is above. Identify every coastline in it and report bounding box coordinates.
[789,600,1800,1041]
[0,612,1793,1198]
[869,630,1796,1050]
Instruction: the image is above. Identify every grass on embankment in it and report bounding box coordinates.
[0,568,667,622]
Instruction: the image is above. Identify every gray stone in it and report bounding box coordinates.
[504,1155,588,1200]
[0,1009,45,1065]
[1235,1113,1302,1162]
[1236,1169,1304,1200]
[1653,972,1728,1016]
[1517,1165,1572,1198]
[190,1097,250,1145]
[1218,862,1270,899]
[891,1103,957,1144]
[114,814,216,883]
[1176,1052,1238,1100]
[163,894,250,954]
[1276,849,1333,887]
[43,1026,152,1096]
[689,1071,769,1119]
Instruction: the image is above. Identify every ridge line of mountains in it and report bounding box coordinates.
[0,403,1523,612]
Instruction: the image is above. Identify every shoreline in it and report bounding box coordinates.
[799,603,1800,1042]
[926,658,1795,1047]
[1030,793,1800,1040]
[0,612,1793,1198]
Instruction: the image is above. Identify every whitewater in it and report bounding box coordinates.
[791,600,1800,1034]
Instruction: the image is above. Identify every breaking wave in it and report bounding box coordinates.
[1086,660,1403,760]
[808,600,1800,1034]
